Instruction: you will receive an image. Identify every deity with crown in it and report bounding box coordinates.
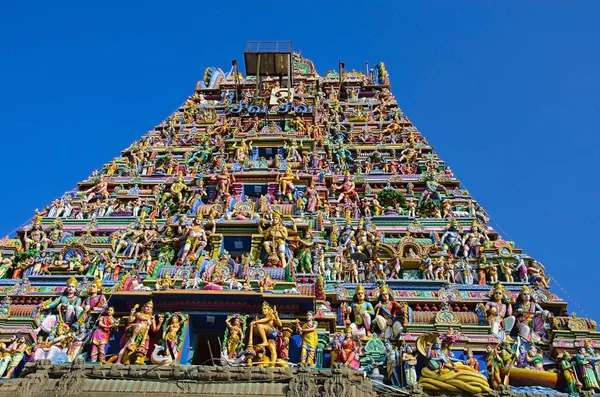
[117,300,164,364]
[35,276,83,335]
[374,285,405,340]
[345,284,375,338]
[484,283,515,342]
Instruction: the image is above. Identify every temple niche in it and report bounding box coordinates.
[0,41,597,397]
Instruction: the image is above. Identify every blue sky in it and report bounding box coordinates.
[1,2,599,320]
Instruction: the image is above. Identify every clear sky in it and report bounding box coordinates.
[1,2,599,320]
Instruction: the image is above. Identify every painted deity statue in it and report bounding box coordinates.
[345,284,375,338]
[225,314,245,359]
[296,311,318,366]
[82,278,107,317]
[117,300,164,364]
[249,302,281,363]
[277,166,299,202]
[484,283,515,342]
[90,306,119,362]
[259,212,296,268]
[162,313,185,361]
[178,217,208,264]
[418,333,492,393]
[576,347,600,391]
[374,285,404,340]
[36,277,83,335]
[0,335,31,379]
[303,180,320,213]
[560,351,583,395]
[335,327,360,369]
[514,286,547,343]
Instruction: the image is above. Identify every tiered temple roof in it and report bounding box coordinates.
[0,43,597,396]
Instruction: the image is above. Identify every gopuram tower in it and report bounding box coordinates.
[0,41,597,397]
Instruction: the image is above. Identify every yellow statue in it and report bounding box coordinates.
[249,302,281,364]
[417,333,492,393]
[225,315,245,359]
[277,166,299,201]
[296,311,318,366]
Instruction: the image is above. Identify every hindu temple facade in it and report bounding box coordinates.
[0,41,598,397]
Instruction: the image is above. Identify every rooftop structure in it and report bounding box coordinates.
[0,43,597,397]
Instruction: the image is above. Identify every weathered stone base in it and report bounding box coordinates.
[1,360,592,397]
[0,360,376,397]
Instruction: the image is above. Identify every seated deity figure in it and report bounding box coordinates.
[345,284,375,338]
[374,285,404,340]
[35,277,83,335]
[514,286,548,343]
[24,222,51,252]
[484,283,515,342]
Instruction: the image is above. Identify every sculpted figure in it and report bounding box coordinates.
[296,311,318,366]
[35,277,83,335]
[374,285,404,339]
[225,315,244,359]
[277,166,299,202]
[90,307,119,362]
[259,212,296,268]
[484,283,515,342]
[514,286,547,343]
[335,327,360,369]
[161,174,188,204]
[24,223,50,252]
[345,284,375,338]
[462,225,488,258]
[178,217,208,264]
[117,300,164,364]
[560,351,583,395]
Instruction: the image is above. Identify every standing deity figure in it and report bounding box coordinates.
[284,138,303,161]
[582,341,600,382]
[259,212,296,268]
[117,300,164,364]
[277,166,299,203]
[90,307,119,362]
[303,180,320,213]
[296,311,318,366]
[345,284,375,338]
[225,315,245,359]
[560,351,583,395]
[178,217,208,264]
[249,302,282,364]
[576,347,600,391]
[161,174,188,204]
[402,346,418,386]
[214,166,235,200]
[484,283,515,342]
[82,278,107,319]
[374,285,404,340]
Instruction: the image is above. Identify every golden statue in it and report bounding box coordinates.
[416,333,492,393]
[248,302,282,364]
